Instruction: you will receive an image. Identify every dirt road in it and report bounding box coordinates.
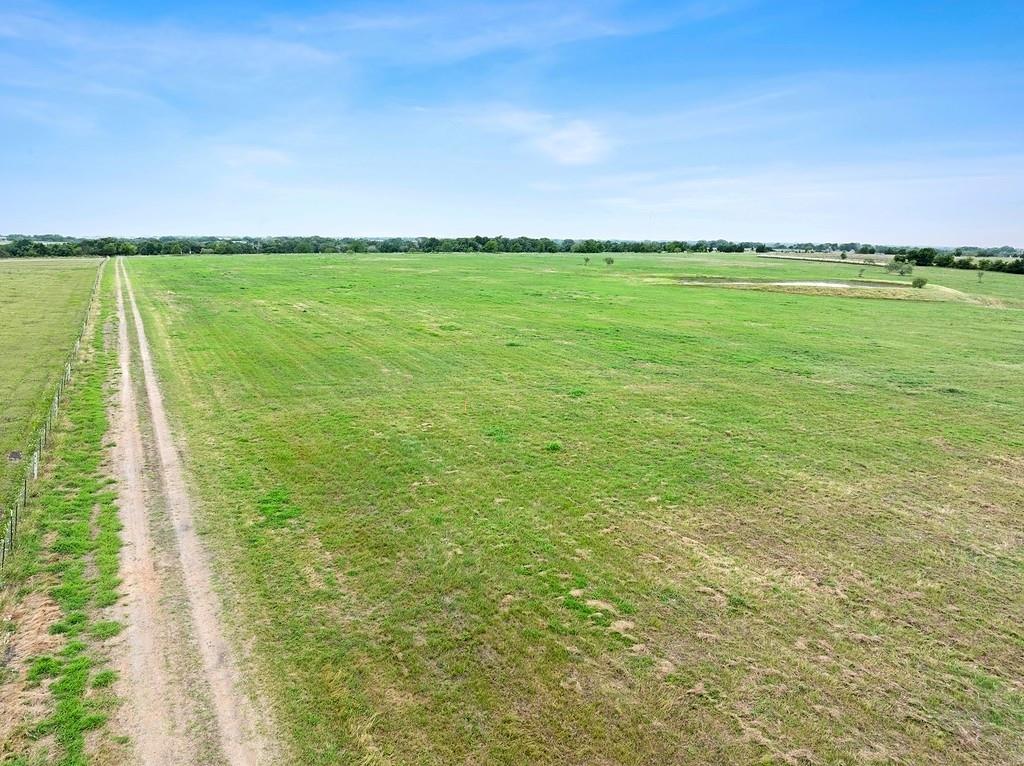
[111,257,277,765]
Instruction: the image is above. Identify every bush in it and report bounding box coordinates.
[912,277,927,288]
[583,257,590,265]
[604,257,614,265]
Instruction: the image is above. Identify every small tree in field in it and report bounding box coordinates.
[839,252,847,260]
[583,256,590,265]
[604,256,614,265]
[912,277,928,288]
[886,260,914,276]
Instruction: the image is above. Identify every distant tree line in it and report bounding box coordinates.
[887,247,1024,274]
[0,233,770,257]
[2,235,1021,273]
[0,235,776,257]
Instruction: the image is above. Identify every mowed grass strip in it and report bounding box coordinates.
[0,264,124,766]
[127,253,1024,765]
[0,258,102,504]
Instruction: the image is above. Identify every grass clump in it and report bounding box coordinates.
[91,669,117,689]
[256,488,302,527]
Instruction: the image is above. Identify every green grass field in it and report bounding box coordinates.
[0,258,100,506]
[125,252,1024,764]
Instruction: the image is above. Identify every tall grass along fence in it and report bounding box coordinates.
[0,258,106,572]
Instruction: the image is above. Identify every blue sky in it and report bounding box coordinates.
[1,0,1022,244]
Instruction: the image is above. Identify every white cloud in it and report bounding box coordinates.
[533,120,610,165]
[479,106,612,165]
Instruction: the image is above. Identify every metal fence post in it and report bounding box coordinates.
[1,258,106,571]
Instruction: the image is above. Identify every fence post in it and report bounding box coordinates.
[1,258,105,571]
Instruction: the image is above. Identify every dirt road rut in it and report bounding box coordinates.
[111,257,277,765]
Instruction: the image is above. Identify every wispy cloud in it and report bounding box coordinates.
[274,0,687,62]
[0,0,674,138]
[534,120,610,165]
[0,1,337,115]
[475,106,612,164]
[0,0,743,132]
[579,154,1024,244]
[2,0,1019,244]
[0,3,334,66]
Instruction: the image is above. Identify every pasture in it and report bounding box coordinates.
[0,258,100,505]
[120,251,1024,764]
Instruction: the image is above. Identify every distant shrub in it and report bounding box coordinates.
[885,260,913,276]
[912,277,927,288]
[604,257,614,265]
[839,252,847,260]
[583,256,590,265]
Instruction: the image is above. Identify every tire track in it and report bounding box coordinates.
[113,257,277,765]
[112,254,195,764]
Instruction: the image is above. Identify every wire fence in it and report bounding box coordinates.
[1,258,107,571]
